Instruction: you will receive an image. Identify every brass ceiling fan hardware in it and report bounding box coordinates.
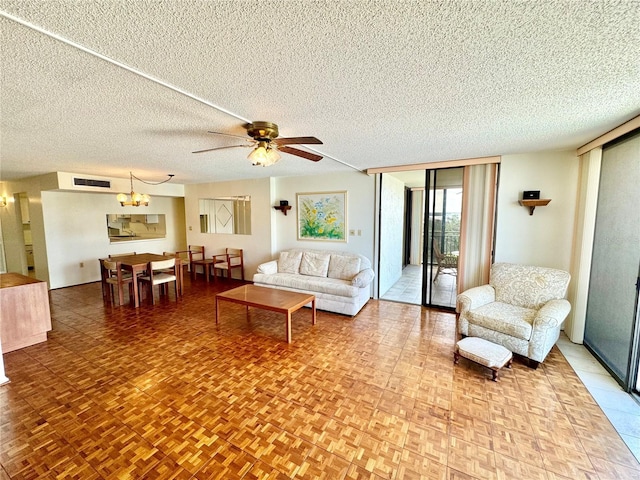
[193,121,323,165]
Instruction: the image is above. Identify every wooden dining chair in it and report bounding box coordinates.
[189,245,211,281]
[174,250,191,273]
[212,248,245,281]
[101,259,134,306]
[163,251,188,294]
[137,258,180,305]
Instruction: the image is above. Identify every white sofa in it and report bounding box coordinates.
[253,249,374,316]
[456,262,571,368]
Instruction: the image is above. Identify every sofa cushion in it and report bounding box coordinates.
[278,251,303,274]
[328,254,361,281]
[256,273,360,297]
[467,302,535,341]
[300,252,331,277]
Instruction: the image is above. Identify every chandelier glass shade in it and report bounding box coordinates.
[248,141,281,166]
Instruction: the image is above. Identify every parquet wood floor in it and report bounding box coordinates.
[1,277,639,479]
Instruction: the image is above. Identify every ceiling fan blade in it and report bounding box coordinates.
[278,146,323,162]
[192,144,250,154]
[273,136,323,146]
[207,131,250,140]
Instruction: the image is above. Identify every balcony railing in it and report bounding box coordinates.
[432,232,460,255]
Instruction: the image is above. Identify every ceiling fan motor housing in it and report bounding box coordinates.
[247,121,279,141]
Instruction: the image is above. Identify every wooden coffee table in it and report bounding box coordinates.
[215,285,316,343]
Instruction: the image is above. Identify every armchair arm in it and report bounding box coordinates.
[352,268,375,288]
[256,260,277,275]
[532,299,571,330]
[456,285,495,314]
[528,298,572,362]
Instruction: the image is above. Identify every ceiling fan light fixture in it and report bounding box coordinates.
[248,141,281,166]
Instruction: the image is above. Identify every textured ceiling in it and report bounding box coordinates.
[1,1,639,184]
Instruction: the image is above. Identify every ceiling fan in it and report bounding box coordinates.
[192,121,323,166]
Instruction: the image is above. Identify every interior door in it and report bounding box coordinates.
[584,131,640,389]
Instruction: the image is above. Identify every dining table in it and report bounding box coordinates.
[102,253,183,308]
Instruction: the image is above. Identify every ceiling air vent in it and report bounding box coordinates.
[73,178,111,188]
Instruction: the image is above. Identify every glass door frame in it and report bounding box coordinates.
[421,168,463,309]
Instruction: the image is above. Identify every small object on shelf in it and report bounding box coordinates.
[519,199,551,215]
[522,190,540,200]
[274,205,292,215]
[279,200,289,206]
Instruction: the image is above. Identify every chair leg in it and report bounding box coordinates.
[117,284,125,306]
[106,284,115,304]
[149,283,155,305]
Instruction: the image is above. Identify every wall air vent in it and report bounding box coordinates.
[73,178,111,188]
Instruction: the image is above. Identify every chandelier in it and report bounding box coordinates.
[116,171,174,207]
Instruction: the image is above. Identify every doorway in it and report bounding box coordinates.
[378,168,463,308]
[16,193,35,277]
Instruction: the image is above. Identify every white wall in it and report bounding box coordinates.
[184,172,376,280]
[273,172,376,263]
[185,178,273,278]
[378,174,406,296]
[42,191,186,289]
[494,151,579,271]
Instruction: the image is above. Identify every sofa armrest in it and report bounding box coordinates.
[352,268,375,288]
[533,299,571,330]
[456,285,495,314]
[256,260,278,275]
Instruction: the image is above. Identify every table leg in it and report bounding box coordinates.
[286,311,292,343]
[215,297,220,324]
[311,298,316,325]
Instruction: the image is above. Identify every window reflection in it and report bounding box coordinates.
[199,196,251,234]
[106,214,167,242]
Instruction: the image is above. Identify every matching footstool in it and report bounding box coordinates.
[454,337,513,381]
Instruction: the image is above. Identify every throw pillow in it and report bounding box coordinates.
[278,251,302,274]
[300,252,331,277]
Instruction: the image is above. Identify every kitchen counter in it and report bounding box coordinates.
[0,273,52,352]
[108,235,165,243]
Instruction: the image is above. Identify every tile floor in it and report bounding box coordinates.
[381,264,457,308]
[556,333,640,463]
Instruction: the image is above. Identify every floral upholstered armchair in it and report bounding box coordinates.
[456,263,571,368]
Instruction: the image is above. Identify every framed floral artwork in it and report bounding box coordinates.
[296,191,347,242]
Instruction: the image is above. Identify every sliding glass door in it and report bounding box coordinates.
[584,131,640,390]
[422,168,463,308]
[377,163,494,308]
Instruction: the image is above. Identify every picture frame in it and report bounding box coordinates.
[297,191,347,242]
